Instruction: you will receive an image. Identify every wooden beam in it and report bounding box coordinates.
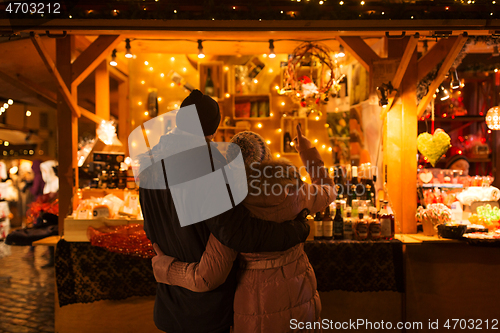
[71,35,121,87]
[336,36,381,71]
[381,34,419,116]
[417,37,462,82]
[80,106,105,124]
[109,65,128,83]
[56,36,77,234]
[118,81,129,155]
[0,70,57,108]
[417,34,468,118]
[384,50,418,234]
[16,74,57,101]
[95,61,110,121]
[30,33,81,118]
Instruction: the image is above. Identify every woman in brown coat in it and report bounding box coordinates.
[153,127,335,332]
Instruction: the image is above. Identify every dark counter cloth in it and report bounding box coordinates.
[55,239,157,307]
[304,239,405,293]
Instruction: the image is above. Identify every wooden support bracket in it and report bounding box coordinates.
[336,36,381,71]
[80,107,105,124]
[71,35,121,87]
[30,33,81,118]
[417,34,468,118]
[417,36,464,82]
[0,70,57,108]
[381,34,419,118]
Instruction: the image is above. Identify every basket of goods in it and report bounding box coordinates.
[437,224,467,239]
[416,203,452,236]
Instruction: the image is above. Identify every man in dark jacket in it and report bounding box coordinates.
[138,90,309,333]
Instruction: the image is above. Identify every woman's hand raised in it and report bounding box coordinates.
[293,123,313,153]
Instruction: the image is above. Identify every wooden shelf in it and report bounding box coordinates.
[419,115,485,123]
[468,157,491,163]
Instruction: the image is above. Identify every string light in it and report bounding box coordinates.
[268,39,276,58]
[290,141,295,146]
[266,140,271,144]
[170,83,175,87]
[171,57,175,61]
[125,38,133,58]
[138,101,143,106]
[7,99,13,105]
[3,103,7,108]
[183,67,187,72]
[160,73,165,77]
[253,79,258,84]
[275,85,280,90]
[26,110,31,117]
[198,40,205,59]
[276,153,281,158]
[315,116,320,121]
[224,66,229,71]
[141,80,145,84]
[281,102,285,106]
[225,93,230,98]
[328,147,332,151]
[0,107,4,113]
[322,144,326,149]
[144,111,149,116]
[149,67,154,71]
[144,61,149,65]
[302,177,307,181]
[270,113,274,116]
[257,123,263,128]
[314,139,318,143]
[278,128,282,133]
[158,97,162,102]
[110,49,117,66]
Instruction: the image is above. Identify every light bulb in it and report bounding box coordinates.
[257,123,263,128]
[225,93,230,98]
[197,40,205,59]
[276,153,281,158]
[268,39,276,58]
[110,49,117,66]
[160,73,164,77]
[144,61,149,65]
[337,45,345,58]
[26,110,31,116]
[138,102,142,106]
[281,102,285,106]
[125,38,133,58]
[266,140,271,144]
[144,111,149,116]
[7,99,13,105]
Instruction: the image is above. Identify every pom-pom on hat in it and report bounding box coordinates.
[227,131,272,166]
[177,89,221,136]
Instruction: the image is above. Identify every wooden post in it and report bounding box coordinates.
[118,81,129,155]
[95,61,110,121]
[56,36,77,233]
[384,42,418,234]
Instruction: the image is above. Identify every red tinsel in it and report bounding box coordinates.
[26,192,59,225]
[88,224,155,259]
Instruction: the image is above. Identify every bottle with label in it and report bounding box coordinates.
[356,207,368,240]
[369,207,381,240]
[333,200,344,240]
[323,206,333,240]
[380,201,395,240]
[344,207,353,240]
[314,212,323,241]
[204,68,215,96]
[168,70,195,91]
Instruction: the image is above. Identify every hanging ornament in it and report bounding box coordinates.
[282,42,343,117]
[486,106,500,130]
[417,129,451,167]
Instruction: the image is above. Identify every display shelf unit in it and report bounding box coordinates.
[280,116,307,156]
[233,94,271,119]
[199,61,225,99]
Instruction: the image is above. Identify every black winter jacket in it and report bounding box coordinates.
[138,131,309,333]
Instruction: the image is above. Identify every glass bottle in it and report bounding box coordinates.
[356,206,368,240]
[204,68,215,96]
[369,207,381,240]
[314,211,323,241]
[333,201,344,240]
[323,206,333,240]
[380,201,395,240]
[344,207,353,240]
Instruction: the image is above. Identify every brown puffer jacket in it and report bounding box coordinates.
[152,147,334,332]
